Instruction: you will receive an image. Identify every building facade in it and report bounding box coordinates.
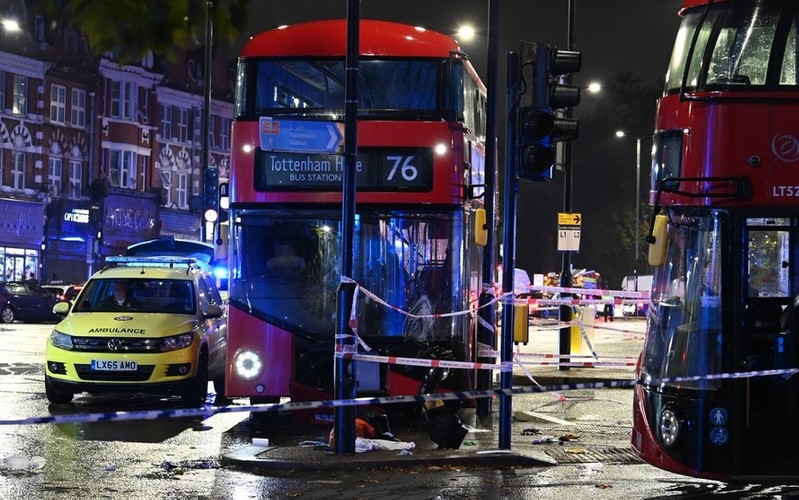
[0,3,233,285]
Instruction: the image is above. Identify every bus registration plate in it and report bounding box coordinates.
[91,360,138,371]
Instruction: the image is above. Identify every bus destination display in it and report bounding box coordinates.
[254,149,434,191]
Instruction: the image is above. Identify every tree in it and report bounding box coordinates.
[570,72,662,286]
[32,0,250,63]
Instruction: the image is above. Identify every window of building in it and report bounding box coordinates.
[177,172,188,209]
[110,80,135,119]
[208,115,216,149]
[160,170,173,206]
[139,88,149,122]
[178,107,189,142]
[12,152,25,189]
[220,117,230,150]
[71,89,86,128]
[109,149,136,189]
[160,104,172,140]
[0,71,5,111]
[50,84,66,124]
[49,157,63,197]
[13,75,27,116]
[69,160,82,199]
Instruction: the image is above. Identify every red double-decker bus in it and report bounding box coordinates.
[224,19,489,412]
[633,0,799,480]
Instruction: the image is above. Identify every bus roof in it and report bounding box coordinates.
[241,19,462,59]
[680,0,732,12]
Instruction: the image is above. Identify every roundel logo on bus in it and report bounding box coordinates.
[771,133,799,163]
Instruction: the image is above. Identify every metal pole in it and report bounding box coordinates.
[476,0,499,417]
[200,0,213,241]
[635,137,641,262]
[334,0,360,455]
[499,51,520,449]
[559,0,576,371]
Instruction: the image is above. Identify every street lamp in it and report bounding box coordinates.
[1,18,21,33]
[455,24,477,42]
[615,130,642,262]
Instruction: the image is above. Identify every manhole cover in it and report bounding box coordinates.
[544,445,641,464]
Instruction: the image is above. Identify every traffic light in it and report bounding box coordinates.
[203,167,219,223]
[517,43,581,181]
[218,181,229,223]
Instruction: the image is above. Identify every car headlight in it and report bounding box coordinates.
[159,333,195,352]
[49,330,74,350]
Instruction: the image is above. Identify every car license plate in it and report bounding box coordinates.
[91,359,138,371]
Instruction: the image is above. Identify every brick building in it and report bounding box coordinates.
[0,3,232,284]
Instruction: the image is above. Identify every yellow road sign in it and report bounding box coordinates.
[558,212,582,226]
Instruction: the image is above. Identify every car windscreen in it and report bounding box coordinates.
[73,278,195,314]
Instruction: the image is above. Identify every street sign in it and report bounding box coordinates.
[558,212,581,226]
[557,212,581,252]
[259,117,344,153]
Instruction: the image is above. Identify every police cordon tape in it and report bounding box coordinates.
[4,368,798,426]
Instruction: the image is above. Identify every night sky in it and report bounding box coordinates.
[243,1,686,285]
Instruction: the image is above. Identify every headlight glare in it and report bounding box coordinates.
[234,350,263,380]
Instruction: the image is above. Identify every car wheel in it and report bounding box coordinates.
[212,376,230,406]
[1,306,15,324]
[45,377,73,404]
[182,352,209,407]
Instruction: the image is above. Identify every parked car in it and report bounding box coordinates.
[41,283,84,302]
[0,281,62,323]
[44,256,227,406]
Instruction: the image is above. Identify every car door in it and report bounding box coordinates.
[199,275,227,378]
[6,283,37,320]
[31,287,58,320]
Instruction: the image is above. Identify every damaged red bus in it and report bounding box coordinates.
[633,0,799,480]
[224,19,489,418]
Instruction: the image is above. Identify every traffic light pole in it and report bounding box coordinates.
[558,0,576,371]
[499,51,521,450]
[201,0,214,242]
[476,0,499,417]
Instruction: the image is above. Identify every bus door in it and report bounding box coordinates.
[739,216,798,471]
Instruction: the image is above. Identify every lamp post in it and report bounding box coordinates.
[615,130,642,262]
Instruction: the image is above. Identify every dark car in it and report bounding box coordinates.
[0,281,61,323]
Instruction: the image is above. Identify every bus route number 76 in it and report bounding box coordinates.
[386,155,418,182]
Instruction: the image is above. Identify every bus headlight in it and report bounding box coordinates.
[234,350,263,380]
[659,407,682,447]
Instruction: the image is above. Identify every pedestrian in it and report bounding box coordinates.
[602,279,614,322]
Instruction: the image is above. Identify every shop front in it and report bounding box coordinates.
[44,199,97,285]
[0,198,46,282]
[159,207,201,242]
[99,191,160,264]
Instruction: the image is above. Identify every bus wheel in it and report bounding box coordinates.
[182,353,209,407]
[45,377,73,405]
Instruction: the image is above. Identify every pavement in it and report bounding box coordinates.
[221,315,646,472]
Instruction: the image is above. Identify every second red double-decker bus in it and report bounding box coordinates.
[633,0,799,480]
[224,19,489,412]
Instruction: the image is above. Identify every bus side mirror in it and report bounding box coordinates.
[648,214,669,267]
[474,208,487,247]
